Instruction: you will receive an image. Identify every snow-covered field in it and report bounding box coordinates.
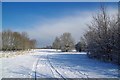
[0,49,119,79]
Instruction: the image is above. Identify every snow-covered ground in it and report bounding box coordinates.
[0,49,119,79]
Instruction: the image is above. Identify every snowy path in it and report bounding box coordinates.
[0,49,119,79]
[31,54,65,78]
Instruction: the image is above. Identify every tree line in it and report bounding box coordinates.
[78,6,119,64]
[52,32,75,52]
[1,30,36,51]
[52,6,120,65]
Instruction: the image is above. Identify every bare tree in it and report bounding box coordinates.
[2,30,37,51]
[75,37,86,52]
[60,32,75,52]
[83,5,119,64]
[29,39,36,49]
[52,37,61,50]
[52,32,75,52]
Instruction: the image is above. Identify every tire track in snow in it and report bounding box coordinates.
[45,54,55,78]
[47,54,89,79]
[31,53,88,80]
[30,55,55,79]
[30,57,40,79]
[61,64,89,78]
[31,54,65,79]
[47,54,66,80]
[62,65,89,79]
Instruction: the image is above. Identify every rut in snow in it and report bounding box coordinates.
[47,54,66,80]
[47,54,89,79]
[31,54,66,80]
[30,56,40,79]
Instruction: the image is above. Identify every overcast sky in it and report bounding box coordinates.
[2,2,118,47]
